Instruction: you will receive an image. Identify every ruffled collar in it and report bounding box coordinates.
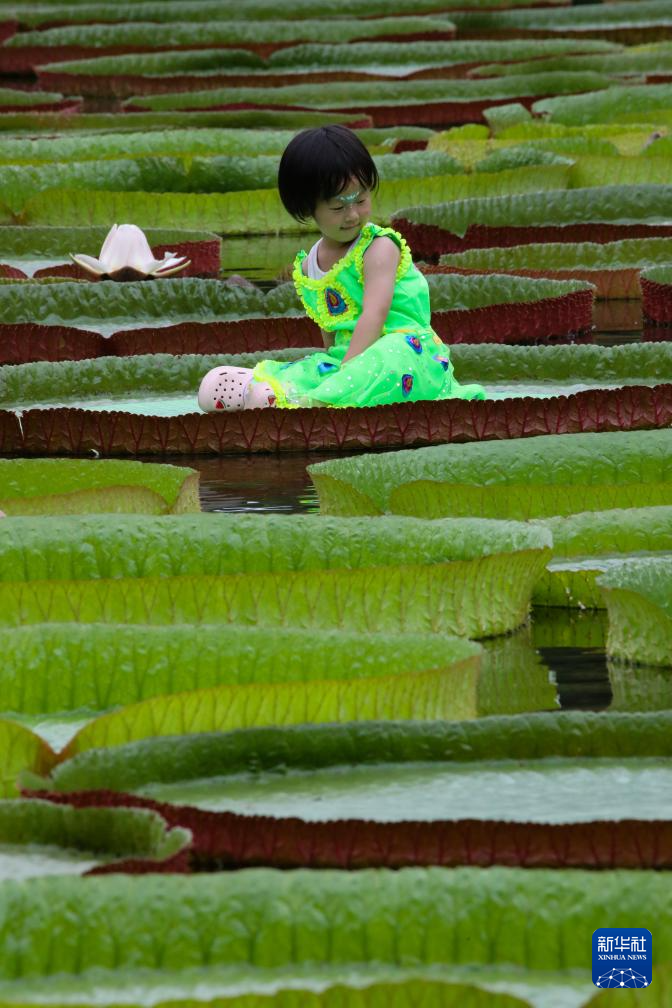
[294,222,376,290]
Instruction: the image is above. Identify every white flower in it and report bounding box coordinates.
[70,223,189,280]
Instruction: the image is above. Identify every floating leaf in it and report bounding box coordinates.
[0,459,199,515]
[534,82,672,126]
[0,799,189,877]
[0,719,52,797]
[271,38,618,70]
[125,72,609,112]
[309,430,672,518]
[22,165,570,233]
[0,277,285,331]
[472,45,672,79]
[0,151,462,214]
[598,558,672,666]
[452,2,672,42]
[532,506,672,608]
[571,155,672,188]
[0,867,666,995]
[0,623,480,717]
[4,343,671,409]
[40,710,672,794]
[0,982,535,1008]
[0,87,69,107]
[439,237,672,298]
[4,0,581,28]
[394,185,672,239]
[0,514,551,639]
[60,649,479,757]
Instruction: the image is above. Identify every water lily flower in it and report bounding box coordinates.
[70,223,189,281]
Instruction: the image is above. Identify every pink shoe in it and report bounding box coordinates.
[197,366,254,412]
[243,379,277,410]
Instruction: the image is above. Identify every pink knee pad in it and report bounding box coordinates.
[198,366,254,412]
[243,379,277,409]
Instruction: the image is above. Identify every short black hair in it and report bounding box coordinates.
[278,124,379,223]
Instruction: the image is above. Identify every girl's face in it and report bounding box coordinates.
[312,176,372,244]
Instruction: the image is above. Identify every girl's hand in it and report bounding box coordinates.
[341,237,400,364]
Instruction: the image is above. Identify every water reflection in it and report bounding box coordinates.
[147,451,327,514]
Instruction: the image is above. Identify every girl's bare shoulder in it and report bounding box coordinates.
[362,234,401,270]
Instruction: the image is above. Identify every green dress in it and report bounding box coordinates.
[252,221,486,408]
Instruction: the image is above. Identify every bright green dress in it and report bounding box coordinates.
[252,221,486,408]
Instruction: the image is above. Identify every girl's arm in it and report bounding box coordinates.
[341,237,400,364]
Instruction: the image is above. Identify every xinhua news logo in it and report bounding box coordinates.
[592,928,652,989]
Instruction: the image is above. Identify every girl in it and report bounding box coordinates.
[198,125,485,412]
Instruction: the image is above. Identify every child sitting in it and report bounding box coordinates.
[198,125,485,411]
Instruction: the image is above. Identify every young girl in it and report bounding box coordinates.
[198,125,485,412]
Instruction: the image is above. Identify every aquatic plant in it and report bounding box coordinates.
[309,429,672,517]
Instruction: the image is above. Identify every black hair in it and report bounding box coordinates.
[277,124,379,223]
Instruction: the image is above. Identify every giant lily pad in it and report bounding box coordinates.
[0,867,665,1007]
[598,558,672,666]
[37,711,672,793]
[0,624,482,748]
[3,342,671,412]
[0,799,189,878]
[0,270,591,365]
[0,718,52,798]
[0,513,552,639]
[471,44,672,81]
[309,429,672,518]
[269,37,616,70]
[0,150,462,216]
[393,184,672,257]
[0,109,370,135]
[0,87,79,113]
[452,2,672,44]
[641,264,672,323]
[124,73,609,127]
[0,459,199,515]
[2,0,572,30]
[437,238,672,298]
[4,384,671,455]
[532,506,672,608]
[28,748,672,870]
[533,80,672,126]
[20,164,569,232]
[0,981,540,1008]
